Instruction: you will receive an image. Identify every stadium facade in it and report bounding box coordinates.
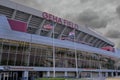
[0,0,120,80]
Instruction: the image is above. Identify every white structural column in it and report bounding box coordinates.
[105,72,108,77]
[64,71,68,77]
[82,34,88,41]
[36,19,46,35]
[65,53,68,67]
[49,23,57,37]
[47,71,50,77]
[111,72,114,77]
[74,29,78,78]
[94,40,101,47]
[99,72,102,77]
[22,71,29,80]
[0,41,3,64]
[27,15,32,27]
[90,72,93,78]
[116,72,118,76]
[11,10,17,19]
[76,31,82,40]
[95,41,102,47]
[0,73,1,80]
[27,34,32,66]
[6,43,11,65]
[92,38,98,44]
[58,26,67,39]
[87,37,93,43]
[98,41,104,48]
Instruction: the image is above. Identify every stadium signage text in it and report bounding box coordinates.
[42,12,78,29]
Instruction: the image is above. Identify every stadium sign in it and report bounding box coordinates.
[42,12,78,29]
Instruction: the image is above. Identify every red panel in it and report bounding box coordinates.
[8,19,27,32]
[101,46,114,52]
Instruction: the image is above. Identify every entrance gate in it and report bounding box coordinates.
[0,72,9,80]
[0,72,18,80]
[12,72,18,80]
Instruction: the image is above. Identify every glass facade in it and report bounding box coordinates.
[0,38,115,69]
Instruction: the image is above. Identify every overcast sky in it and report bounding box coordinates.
[11,0,120,48]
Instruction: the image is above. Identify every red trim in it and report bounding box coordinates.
[101,46,114,52]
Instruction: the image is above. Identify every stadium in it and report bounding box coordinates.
[0,0,120,80]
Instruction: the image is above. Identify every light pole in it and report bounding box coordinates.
[52,22,57,77]
[73,29,79,78]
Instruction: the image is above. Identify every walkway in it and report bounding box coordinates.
[106,77,120,80]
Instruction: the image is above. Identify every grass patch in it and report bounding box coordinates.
[36,78,65,80]
[36,78,92,80]
[65,79,89,80]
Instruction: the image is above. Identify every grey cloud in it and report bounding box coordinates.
[88,19,108,28]
[76,9,108,28]
[11,0,37,5]
[77,9,99,22]
[11,0,45,11]
[105,29,120,38]
[117,42,120,48]
[116,5,120,17]
[80,0,89,3]
[11,0,28,4]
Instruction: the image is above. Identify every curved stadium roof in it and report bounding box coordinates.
[0,0,114,48]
